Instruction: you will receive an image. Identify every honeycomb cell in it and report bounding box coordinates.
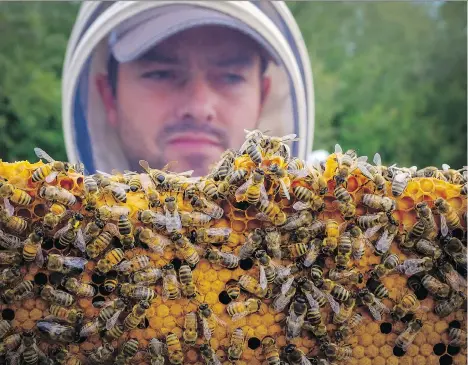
[447,196,463,210]
[398,196,415,211]
[353,346,365,359]
[420,178,435,193]
[406,181,420,196]
[231,219,246,233]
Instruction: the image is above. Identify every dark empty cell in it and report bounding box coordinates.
[49,272,64,286]
[171,258,182,271]
[449,320,461,329]
[239,258,254,271]
[33,204,46,217]
[447,346,460,356]
[380,322,392,334]
[41,238,54,250]
[77,336,87,343]
[366,277,381,292]
[452,228,464,240]
[34,273,48,286]
[139,318,150,329]
[90,284,99,296]
[99,285,112,296]
[433,343,447,356]
[92,296,106,307]
[415,287,428,301]
[393,346,406,357]
[247,337,261,350]
[112,237,123,249]
[401,313,414,323]
[92,273,106,285]
[407,275,422,292]
[2,309,15,321]
[439,354,453,365]
[233,201,249,211]
[218,291,231,305]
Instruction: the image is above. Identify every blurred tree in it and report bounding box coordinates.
[0,1,79,162]
[0,1,465,169]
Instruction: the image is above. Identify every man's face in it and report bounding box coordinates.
[97,26,271,176]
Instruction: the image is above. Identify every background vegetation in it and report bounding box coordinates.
[0,1,466,169]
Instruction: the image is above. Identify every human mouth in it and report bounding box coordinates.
[166,134,222,148]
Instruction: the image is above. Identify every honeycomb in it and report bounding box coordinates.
[0,138,466,365]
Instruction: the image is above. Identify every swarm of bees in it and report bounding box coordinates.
[0,134,466,365]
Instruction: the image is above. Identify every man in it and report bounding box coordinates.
[62,2,316,175]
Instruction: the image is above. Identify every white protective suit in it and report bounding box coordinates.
[61,1,325,174]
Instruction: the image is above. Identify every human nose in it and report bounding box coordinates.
[174,74,216,123]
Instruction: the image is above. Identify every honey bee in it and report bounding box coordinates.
[42,208,70,231]
[235,168,267,204]
[263,227,282,260]
[0,202,28,235]
[94,298,127,330]
[239,274,270,298]
[395,257,433,276]
[40,285,74,307]
[261,336,280,365]
[358,288,390,321]
[115,339,139,365]
[333,144,368,186]
[52,212,85,251]
[256,250,282,289]
[162,264,181,301]
[171,232,200,268]
[139,174,162,209]
[0,180,32,207]
[362,194,396,212]
[261,133,298,158]
[132,267,163,285]
[328,268,363,285]
[13,330,47,365]
[85,223,120,259]
[282,210,314,231]
[2,279,34,303]
[226,298,262,321]
[395,318,423,352]
[98,205,130,222]
[178,264,199,299]
[190,195,224,219]
[88,344,115,364]
[332,297,356,325]
[283,344,311,365]
[241,135,263,165]
[95,248,125,274]
[414,202,437,240]
[47,305,83,324]
[304,295,324,327]
[267,163,291,199]
[119,283,156,301]
[0,228,22,249]
[32,147,70,183]
[95,172,130,203]
[115,255,150,276]
[0,250,22,267]
[448,328,467,348]
[441,164,466,184]
[225,279,241,300]
[190,227,232,246]
[209,149,236,181]
[39,185,76,207]
[390,292,422,321]
[118,214,135,249]
[357,212,388,232]
[0,333,22,356]
[123,301,150,331]
[333,200,356,220]
[198,303,226,340]
[199,343,222,365]
[373,220,399,257]
[421,274,451,299]
[182,312,198,345]
[197,179,219,200]
[347,225,366,261]
[180,211,212,227]
[437,260,467,292]
[37,319,78,343]
[148,338,166,365]
[136,227,170,254]
[370,253,400,280]
[358,153,388,193]
[238,228,263,259]
[272,277,297,313]
[391,167,413,197]
[256,198,287,226]
[286,296,308,340]
[163,196,182,233]
[435,197,461,234]
[416,166,446,180]
[441,235,467,269]
[335,313,363,342]
[62,277,96,297]
[0,266,22,289]
[205,248,239,269]
[47,254,88,275]
[292,187,325,212]
[434,290,466,318]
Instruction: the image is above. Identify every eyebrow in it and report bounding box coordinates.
[212,54,255,68]
[139,51,180,64]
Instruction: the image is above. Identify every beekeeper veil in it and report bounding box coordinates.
[62,1,315,174]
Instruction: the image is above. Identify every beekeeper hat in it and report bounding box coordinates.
[62,1,315,173]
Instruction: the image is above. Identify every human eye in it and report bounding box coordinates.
[221,73,245,84]
[141,70,177,81]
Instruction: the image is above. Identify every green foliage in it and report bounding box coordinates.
[0,1,466,169]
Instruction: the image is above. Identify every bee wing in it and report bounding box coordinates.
[213,312,226,327]
[35,245,44,267]
[235,178,252,201]
[151,213,167,227]
[54,223,72,240]
[374,297,390,313]
[7,350,22,365]
[440,215,449,237]
[112,182,131,191]
[255,212,270,222]
[259,265,268,290]
[324,292,340,314]
[280,133,298,142]
[364,224,384,239]
[115,260,132,273]
[368,305,382,321]
[260,183,269,202]
[288,167,309,178]
[232,311,249,322]
[375,229,391,254]
[281,276,295,295]
[103,223,120,237]
[95,170,113,178]
[34,147,55,162]
[394,172,409,183]
[74,229,86,253]
[357,162,374,181]
[106,310,122,330]
[140,173,153,192]
[207,227,232,236]
[202,317,212,340]
[373,153,382,166]
[165,210,182,233]
[293,201,310,211]
[279,179,291,200]
[3,197,14,216]
[0,229,22,249]
[335,144,343,155]
[45,171,59,183]
[300,356,313,365]
[305,293,319,310]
